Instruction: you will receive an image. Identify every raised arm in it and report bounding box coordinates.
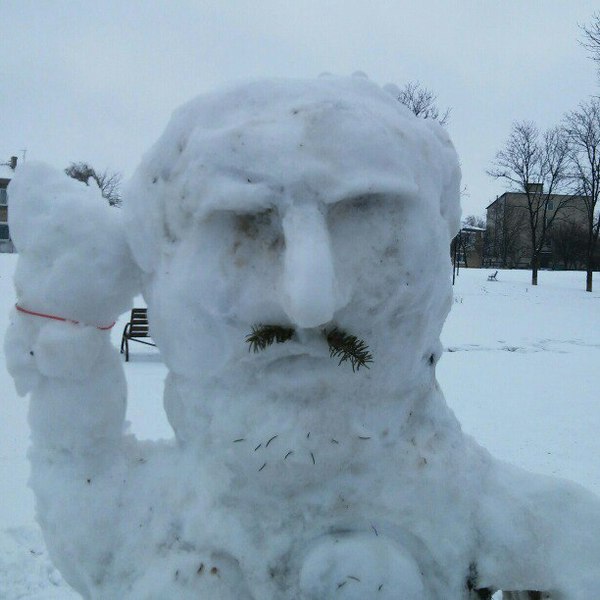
[4,163,142,593]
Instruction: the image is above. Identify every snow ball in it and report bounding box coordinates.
[8,162,140,325]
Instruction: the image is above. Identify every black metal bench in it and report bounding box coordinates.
[487,270,498,281]
[120,308,155,361]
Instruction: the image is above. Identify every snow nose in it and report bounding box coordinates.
[281,204,336,328]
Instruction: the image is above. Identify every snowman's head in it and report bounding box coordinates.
[124,75,461,393]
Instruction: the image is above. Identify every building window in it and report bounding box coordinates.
[0,222,9,241]
[548,200,554,210]
[0,188,7,206]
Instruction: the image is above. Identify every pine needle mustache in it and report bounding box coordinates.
[246,325,295,352]
[325,328,373,372]
[245,325,373,372]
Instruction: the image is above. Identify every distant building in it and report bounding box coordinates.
[485,186,589,269]
[0,156,18,253]
[452,225,485,268]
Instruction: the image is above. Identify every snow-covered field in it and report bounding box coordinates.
[1,254,599,598]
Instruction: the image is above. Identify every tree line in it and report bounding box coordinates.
[487,13,600,291]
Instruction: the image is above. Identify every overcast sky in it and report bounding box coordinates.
[2,1,598,217]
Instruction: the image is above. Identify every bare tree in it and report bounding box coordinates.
[396,81,451,126]
[580,13,600,81]
[564,99,600,291]
[463,214,486,229]
[488,122,574,284]
[65,162,122,207]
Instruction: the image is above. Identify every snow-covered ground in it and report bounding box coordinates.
[1,255,599,598]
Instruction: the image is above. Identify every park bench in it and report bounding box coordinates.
[120,308,155,361]
[487,270,498,281]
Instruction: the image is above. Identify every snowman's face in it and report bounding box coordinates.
[133,79,459,388]
[149,176,449,385]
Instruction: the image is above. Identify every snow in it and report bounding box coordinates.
[0,253,167,599]
[2,261,600,597]
[8,162,138,329]
[440,270,600,495]
[2,76,600,598]
[281,204,336,328]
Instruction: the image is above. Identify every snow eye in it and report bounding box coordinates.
[327,194,381,225]
[235,209,276,239]
[343,194,378,212]
[233,209,284,251]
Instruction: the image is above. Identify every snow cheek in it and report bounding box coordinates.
[148,214,285,375]
[327,198,449,374]
[32,322,104,381]
[212,211,285,323]
[149,274,234,377]
[327,200,409,320]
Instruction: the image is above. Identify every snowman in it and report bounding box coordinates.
[6,75,600,599]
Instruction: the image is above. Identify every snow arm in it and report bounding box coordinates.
[1,163,144,593]
[476,461,600,599]
[4,162,140,452]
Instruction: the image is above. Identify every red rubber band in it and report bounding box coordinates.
[15,304,116,330]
